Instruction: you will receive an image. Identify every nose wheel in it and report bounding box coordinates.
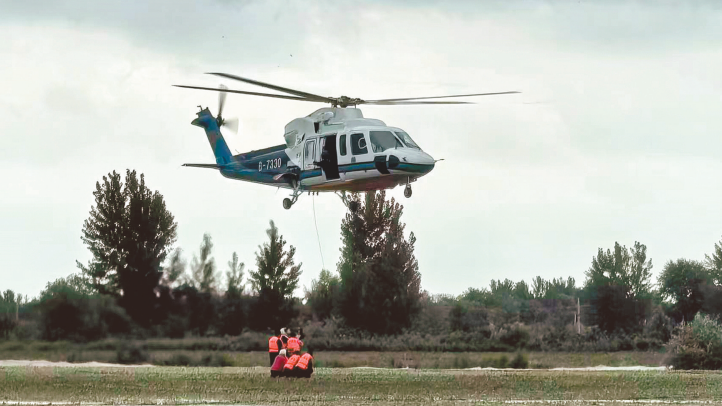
[404,184,412,198]
[283,186,302,210]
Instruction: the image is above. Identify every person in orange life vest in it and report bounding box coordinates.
[268,329,282,366]
[279,327,289,350]
[282,352,301,377]
[293,349,314,378]
[287,332,303,353]
[270,349,287,378]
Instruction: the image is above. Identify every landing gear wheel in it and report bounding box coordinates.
[283,198,293,210]
[349,201,360,213]
[404,185,412,198]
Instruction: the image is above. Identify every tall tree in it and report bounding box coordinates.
[584,241,652,299]
[226,252,245,297]
[584,242,653,333]
[658,259,711,322]
[337,191,422,334]
[305,269,340,321]
[248,220,301,330]
[705,236,722,285]
[78,170,177,324]
[160,248,186,288]
[189,233,218,293]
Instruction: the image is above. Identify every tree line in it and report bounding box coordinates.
[1,169,722,356]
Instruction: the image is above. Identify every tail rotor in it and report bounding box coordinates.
[216,84,239,134]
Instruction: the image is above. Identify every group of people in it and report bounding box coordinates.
[268,327,314,378]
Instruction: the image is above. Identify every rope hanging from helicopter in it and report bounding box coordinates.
[312,195,325,270]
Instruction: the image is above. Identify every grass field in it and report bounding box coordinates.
[0,338,670,368]
[2,366,721,405]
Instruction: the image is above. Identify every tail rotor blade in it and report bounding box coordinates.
[223,117,239,134]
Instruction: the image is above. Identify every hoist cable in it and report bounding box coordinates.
[312,195,325,270]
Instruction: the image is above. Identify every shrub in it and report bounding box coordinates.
[115,341,149,364]
[499,323,530,349]
[645,308,674,343]
[667,313,722,370]
[494,354,509,368]
[510,352,529,369]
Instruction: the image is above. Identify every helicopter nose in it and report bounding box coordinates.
[390,151,435,174]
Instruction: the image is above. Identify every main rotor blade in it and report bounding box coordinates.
[207,72,333,103]
[364,100,475,105]
[173,85,323,102]
[218,84,228,117]
[366,91,520,103]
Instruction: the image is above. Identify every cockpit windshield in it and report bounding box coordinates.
[394,131,420,150]
[369,131,404,153]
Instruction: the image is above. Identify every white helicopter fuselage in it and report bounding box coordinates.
[283,107,436,192]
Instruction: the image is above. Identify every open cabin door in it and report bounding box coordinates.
[319,134,340,181]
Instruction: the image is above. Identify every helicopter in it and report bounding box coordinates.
[175,73,519,211]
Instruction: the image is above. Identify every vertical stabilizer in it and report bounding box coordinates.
[191,107,233,165]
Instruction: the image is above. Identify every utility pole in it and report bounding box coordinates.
[577,297,581,334]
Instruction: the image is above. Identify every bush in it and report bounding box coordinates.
[115,341,149,364]
[645,308,674,343]
[499,323,530,349]
[494,354,509,368]
[509,352,529,369]
[667,313,722,370]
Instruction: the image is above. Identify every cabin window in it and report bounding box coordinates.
[339,134,347,156]
[351,133,368,155]
[394,131,420,149]
[370,131,403,153]
[304,140,316,166]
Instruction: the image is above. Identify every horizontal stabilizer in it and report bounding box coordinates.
[183,163,223,170]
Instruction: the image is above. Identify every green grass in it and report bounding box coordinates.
[0,339,670,368]
[1,366,720,405]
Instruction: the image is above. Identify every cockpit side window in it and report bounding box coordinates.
[370,131,404,153]
[339,134,347,156]
[351,133,368,155]
[394,131,420,149]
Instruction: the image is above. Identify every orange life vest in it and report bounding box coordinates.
[284,354,300,370]
[268,336,280,352]
[296,353,313,370]
[287,337,301,352]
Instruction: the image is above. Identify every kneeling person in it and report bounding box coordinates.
[293,350,314,378]
[270,349,287,378]
[282,353,301,377]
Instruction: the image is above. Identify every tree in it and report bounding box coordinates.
[585,241,653,299]
[0,290,21,339]
[189,233,218,293]
[336,191,423,334]
[226,252,245,297]
[248,220,302,330]
[658,259,711,322]
[305,269,340,321]
[705,236,722,285]
[584,242,653,333]
[215,252,248,335]
[37,274,132,341]
[78,170,177,325]
[160,248,186,288]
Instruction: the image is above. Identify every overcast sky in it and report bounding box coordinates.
[2,0,722,300]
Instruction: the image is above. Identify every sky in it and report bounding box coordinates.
[2,0,722,300]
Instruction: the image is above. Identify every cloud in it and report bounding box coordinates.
[2,1,722,299]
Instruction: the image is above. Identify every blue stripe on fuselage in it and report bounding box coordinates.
[299,162,434,180]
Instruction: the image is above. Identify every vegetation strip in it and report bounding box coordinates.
[2,366,722,404]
